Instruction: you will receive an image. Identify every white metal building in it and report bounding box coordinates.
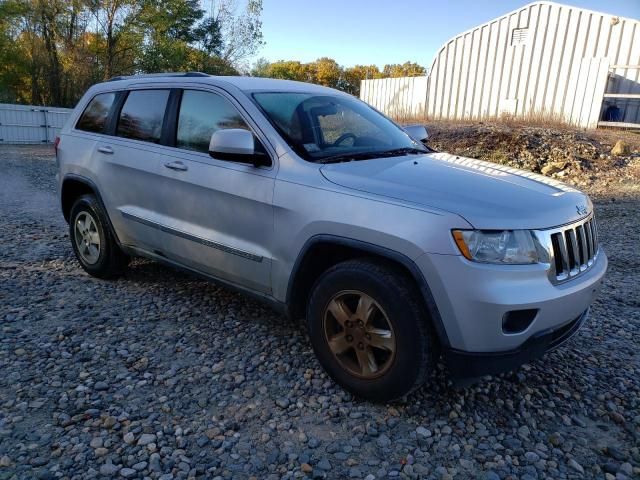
[361,1,640,128]
[0,103,72,144]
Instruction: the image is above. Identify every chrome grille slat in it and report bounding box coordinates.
[545,214,598,284]
[577,225,588,270]
[584,220,593,261]
[566,229,580,274]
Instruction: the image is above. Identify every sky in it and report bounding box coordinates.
[258,0,640,68]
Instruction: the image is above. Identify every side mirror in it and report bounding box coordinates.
[404,124,429,143]
[208,129,270,167]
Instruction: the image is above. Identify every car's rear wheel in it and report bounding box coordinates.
[307,259,436,401]
[69,194,129,278]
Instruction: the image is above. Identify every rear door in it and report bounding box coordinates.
[143,87,276,293]
[93,88,172,251]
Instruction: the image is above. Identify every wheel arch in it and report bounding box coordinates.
[286,235,450,348]
[61,174,121,244]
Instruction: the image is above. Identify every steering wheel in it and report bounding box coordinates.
[332,133,357,147]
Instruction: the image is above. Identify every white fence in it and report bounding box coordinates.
[0,103,72,144]
[360,77,428,119]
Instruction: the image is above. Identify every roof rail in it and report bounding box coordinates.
[107,72,210,82]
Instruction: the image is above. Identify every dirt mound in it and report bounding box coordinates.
[426,122,640,197]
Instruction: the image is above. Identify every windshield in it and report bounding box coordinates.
[252,92,427,162]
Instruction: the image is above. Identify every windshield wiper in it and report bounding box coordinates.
[318,147,427,164]
[378,147,427,156]
[317,151,384,164]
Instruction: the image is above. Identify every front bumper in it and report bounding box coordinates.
[415,248,607,371]
[444,307,589,378]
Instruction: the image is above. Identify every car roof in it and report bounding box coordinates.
[95,73,344,96]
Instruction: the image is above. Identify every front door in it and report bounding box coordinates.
[149,88,275,293]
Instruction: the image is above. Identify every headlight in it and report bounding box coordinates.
[452,229,542,264]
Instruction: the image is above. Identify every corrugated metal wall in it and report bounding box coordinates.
[427,1,639,126]
[0,103,72,144]
[360,1,640,128]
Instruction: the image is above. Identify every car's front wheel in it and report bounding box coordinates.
[307,259,436,401]
[69,194,129,279]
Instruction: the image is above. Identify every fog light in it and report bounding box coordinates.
[502,309,538,334]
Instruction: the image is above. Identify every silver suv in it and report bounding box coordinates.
[56,73,607,401]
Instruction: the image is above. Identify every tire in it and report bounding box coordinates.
[69,194,129,279]
[306,259,436,402]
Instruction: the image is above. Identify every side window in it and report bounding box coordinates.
[176,90,249,153]
[76,92,116,133]
[117,90,170,143]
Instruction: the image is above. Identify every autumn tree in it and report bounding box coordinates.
[344,64,382,95]
[250,58,427,97]
[311,57,342,88]
[0,0,263,106]
[263,60,309,82]
[382,61,426,78]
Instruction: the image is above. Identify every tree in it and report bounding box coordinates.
[344,64,382,96]
[192,16,222,56]
[85,0,140,80]
[0,0,30,102]
[0,0,264,106]
[311,57,341,88]
[250,57,269,77]
[207,0,264,67]
[382,61,426,78]
[264,60,308,82]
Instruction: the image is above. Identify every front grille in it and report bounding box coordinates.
[549,215,598,282]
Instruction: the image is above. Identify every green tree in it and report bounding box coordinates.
[209,0,264,66]
[85,0,141,80]
[250,57,270,77]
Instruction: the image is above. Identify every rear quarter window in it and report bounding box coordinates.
[117,90,170,143]
[76,92,116,133]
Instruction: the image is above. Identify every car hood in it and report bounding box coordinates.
[320,152,592,230]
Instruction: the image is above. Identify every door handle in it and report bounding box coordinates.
[97,146,113,154]
[164,161,188,172]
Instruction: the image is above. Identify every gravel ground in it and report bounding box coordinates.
[1,145,639,480]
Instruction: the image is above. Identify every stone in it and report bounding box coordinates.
[541,161,569,176]
[137,433,157,446]
[123,432,135,444]
[568,458,584,474]
[95,448,108,457]
[301,463,313,473]
[119,467,136,478]
[90,437,103,448]
[548,432,563,447]
[100,463,119,476]
[211,361,225,373]
[611,141,630,156]
[377,434,391,448]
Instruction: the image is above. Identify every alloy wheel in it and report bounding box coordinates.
[322,290,396,378]
[74,211,101,264]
